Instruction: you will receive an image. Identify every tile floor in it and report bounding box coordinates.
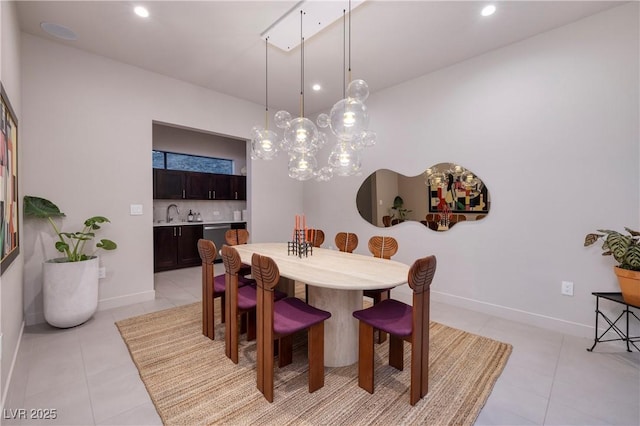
[3,266,639,425]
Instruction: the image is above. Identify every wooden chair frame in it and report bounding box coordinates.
[305,229,325,248]
[252,253,325,403]
[335,232,358,253]
[225,229,249,246]
[357,255,436,405]
[221,245,256,364]
[365,236,399,343]
[197,239,225,340]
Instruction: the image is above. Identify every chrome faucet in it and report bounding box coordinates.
[166,204,179,223]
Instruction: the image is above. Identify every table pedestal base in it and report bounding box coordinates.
[308,286,362,367]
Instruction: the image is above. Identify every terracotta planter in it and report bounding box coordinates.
[613,266,640,306]
[43,256,99,328]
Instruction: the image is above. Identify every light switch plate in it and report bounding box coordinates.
[130,204,143,215]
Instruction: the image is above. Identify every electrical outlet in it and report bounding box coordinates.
[99,267,106,279]
[561,281,574,296]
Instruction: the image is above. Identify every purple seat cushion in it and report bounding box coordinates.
[237,285,257,310]
[353,299,413,337]
[239,276,256,287]
[213,274,226,295]
[273,297,331,336]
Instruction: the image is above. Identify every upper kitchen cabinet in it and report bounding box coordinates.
[230,175,246,200]
[153,169,185,199]
[185,172,233,200]
[154,170,246,200]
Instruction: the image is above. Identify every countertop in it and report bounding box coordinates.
[153,220,246,227]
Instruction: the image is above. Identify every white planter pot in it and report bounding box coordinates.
[43,256,99,328]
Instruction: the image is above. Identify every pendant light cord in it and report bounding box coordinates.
[299,10,304,118]
[343,9,346,98]
[348,0,352,84]
[265,36,269,130]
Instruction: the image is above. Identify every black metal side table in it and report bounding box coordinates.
[588,292,640,352]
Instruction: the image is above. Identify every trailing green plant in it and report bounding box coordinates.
[584,228,640,271]
[24,196,117,262]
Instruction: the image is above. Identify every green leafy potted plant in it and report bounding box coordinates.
[584,228,640,305]
[390,196,412,223]
[24,196,117,328]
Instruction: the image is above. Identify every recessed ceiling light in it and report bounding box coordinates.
[312,84,322,91]
[40,22,77,41]
[134,6,150,18]
[481,5,496,17]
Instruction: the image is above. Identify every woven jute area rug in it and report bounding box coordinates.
[116,302,512,425]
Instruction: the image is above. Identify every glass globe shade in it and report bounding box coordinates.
[316,113,330,128]
[274,110,292,129]
[328,143,361,176]
[288,153,317,181]
[329,98,369,142]
[284,117,319,154]
[347,79,369,102]
[251,129,279,160]
[429,172,447,188]
[315,166,333,182]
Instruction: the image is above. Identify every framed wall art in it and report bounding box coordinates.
[1,83,19,274]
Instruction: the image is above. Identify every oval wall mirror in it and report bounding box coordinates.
[356,163,491,231]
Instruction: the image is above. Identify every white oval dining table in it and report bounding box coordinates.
[232,242,410,367]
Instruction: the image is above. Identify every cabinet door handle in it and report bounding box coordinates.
[178,227,182,237]
[182,189,185,199]
[173,227,177,237]
[235,191,238,200]
[208,190,211,199]
[213,190,216,199]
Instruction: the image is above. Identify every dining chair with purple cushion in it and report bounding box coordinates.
[224,228,252,277]
[221,245,258,364]
[364,236,399,343]
[353,255,436,405]
[198,239,254,340]
[251,253,331,402]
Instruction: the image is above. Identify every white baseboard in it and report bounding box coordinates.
[392,286,593,339]
[1,321,25,411]
[26,290,156,326]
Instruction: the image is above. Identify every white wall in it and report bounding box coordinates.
[0,0,23,409]
[304,3,639,337]
[20,33,298,324]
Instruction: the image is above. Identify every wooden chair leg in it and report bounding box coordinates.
[224,295,232,361]
[203,280,214,339]
[264,335,274,403]
[240,312,248,334]
[220,294,226,324]
[375,291,389,344]
[246,310,256,341]
[389,334,404,371]
[308,322,324,393]
[278,335,293,368]
[358,321,375,394]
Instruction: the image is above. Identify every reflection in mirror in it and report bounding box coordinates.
[356,163,490,231]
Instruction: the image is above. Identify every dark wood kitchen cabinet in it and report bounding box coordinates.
[230,175,246,200]
[153,224,203,272]
[153,169,185,199]
[154,169,245,200]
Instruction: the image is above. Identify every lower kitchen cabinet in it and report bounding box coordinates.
[154,224,203,272]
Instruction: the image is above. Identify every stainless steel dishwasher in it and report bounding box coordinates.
[203,224,231,262]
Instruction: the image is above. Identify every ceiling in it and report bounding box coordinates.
[16,1,624,115]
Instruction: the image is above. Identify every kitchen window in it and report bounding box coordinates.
[152,150,233,174]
